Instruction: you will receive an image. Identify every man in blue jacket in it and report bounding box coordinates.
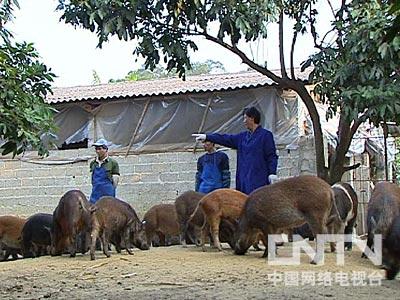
[193,106,278,195]
[195,140,230,194]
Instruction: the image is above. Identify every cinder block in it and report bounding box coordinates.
[160,172,179,183]
[177,172,196,182]
[151,163,170,173]
[119,164,135,174]
[3,160,21,170]
[4,178,22,187]
[21,178,38,187]
[138,154,161,164]
[140,173,161,183]
[134,164,153,173]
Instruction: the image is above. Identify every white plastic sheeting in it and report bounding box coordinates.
[52,85,395,161]
[297,101,396,162]
[53,87,299,153]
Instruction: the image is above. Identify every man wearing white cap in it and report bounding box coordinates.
[89,138,120,204]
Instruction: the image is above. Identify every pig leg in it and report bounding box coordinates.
[51,223,63,256]
[200,224,209,252]
[90,228,100,260]
[2,249,11,261]
[158,232,166,247]
[122,230,134,255]
[330,222,346,253]
[208,217,222,251]
[259,224,275,258]
[261,233,269,258]
[252,233,264,251]
[307,217,328,265]
[288,229,294,243]
[11,249,19,260]
[68,231,77,258]
[179,221,188,247]
[386,264,400,280]
[362,233,374,258]
[145,229,154,248]
[344,220,356,251]
[327,223,336,253]
[101,231,111,258]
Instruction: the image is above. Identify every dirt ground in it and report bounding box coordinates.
[0,243,398,300]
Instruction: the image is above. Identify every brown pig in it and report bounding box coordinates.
[0,215,26,261]
[143,203,180,247]
[174,190,205,246]
[234,175,334,264]
[189,188,247,251]
[52,190,93,257]
[90,196,149,260]
[363,181,400,258]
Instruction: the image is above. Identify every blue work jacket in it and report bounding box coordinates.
[207,126,278,195]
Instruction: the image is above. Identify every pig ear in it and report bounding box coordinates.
[127,219,140,231]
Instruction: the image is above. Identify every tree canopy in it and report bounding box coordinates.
[306,0,400,126]
[109,59,225,82]
[0,0,56,156]
[57,0,400,183]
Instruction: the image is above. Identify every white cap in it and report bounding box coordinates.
[92,138,109,149]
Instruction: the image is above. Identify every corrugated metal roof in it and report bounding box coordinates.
[46,69,310,104]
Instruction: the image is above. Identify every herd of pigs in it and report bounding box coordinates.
[1,175,400,280]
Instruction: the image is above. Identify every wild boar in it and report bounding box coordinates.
[22,213,53,258]
[363,181,400,258]
[0,215,26,261]
[174,190,204,246]
[189,188,247,251]
[382,215,400,279]
[290,182,358,252]
[143,204,180,247]
[234,175,334,264]
[328,182,358,252]
[52,190,93,257]
[90,196,149,260]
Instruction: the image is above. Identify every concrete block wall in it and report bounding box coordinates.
[0,138,315,218]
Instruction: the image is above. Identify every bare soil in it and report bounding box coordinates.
[0,243,398,300]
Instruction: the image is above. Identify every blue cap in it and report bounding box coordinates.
[92,138,109,149]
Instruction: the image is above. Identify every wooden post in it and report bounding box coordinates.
[193,98,212,153]
[383,121,389,181]
[125,99,151,157]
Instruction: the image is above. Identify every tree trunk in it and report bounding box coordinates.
[328,114,359,184]
[290,82,328,181]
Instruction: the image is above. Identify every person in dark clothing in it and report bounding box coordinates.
[193,106,278,195]
[195,141,230,194]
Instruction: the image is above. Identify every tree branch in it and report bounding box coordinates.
[334,0,348,50]
[343,163,361,172]
[309,5,323,50]
[203,32,284,84]
[326,0,336,18]
[350,110,369,137]
[290,31,297,79]
[279,11,288,79]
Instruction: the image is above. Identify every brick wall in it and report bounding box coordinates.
[0,137,316,217]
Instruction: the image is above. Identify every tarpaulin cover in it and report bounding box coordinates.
[52,86,395,161]
[53,87,299,153]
